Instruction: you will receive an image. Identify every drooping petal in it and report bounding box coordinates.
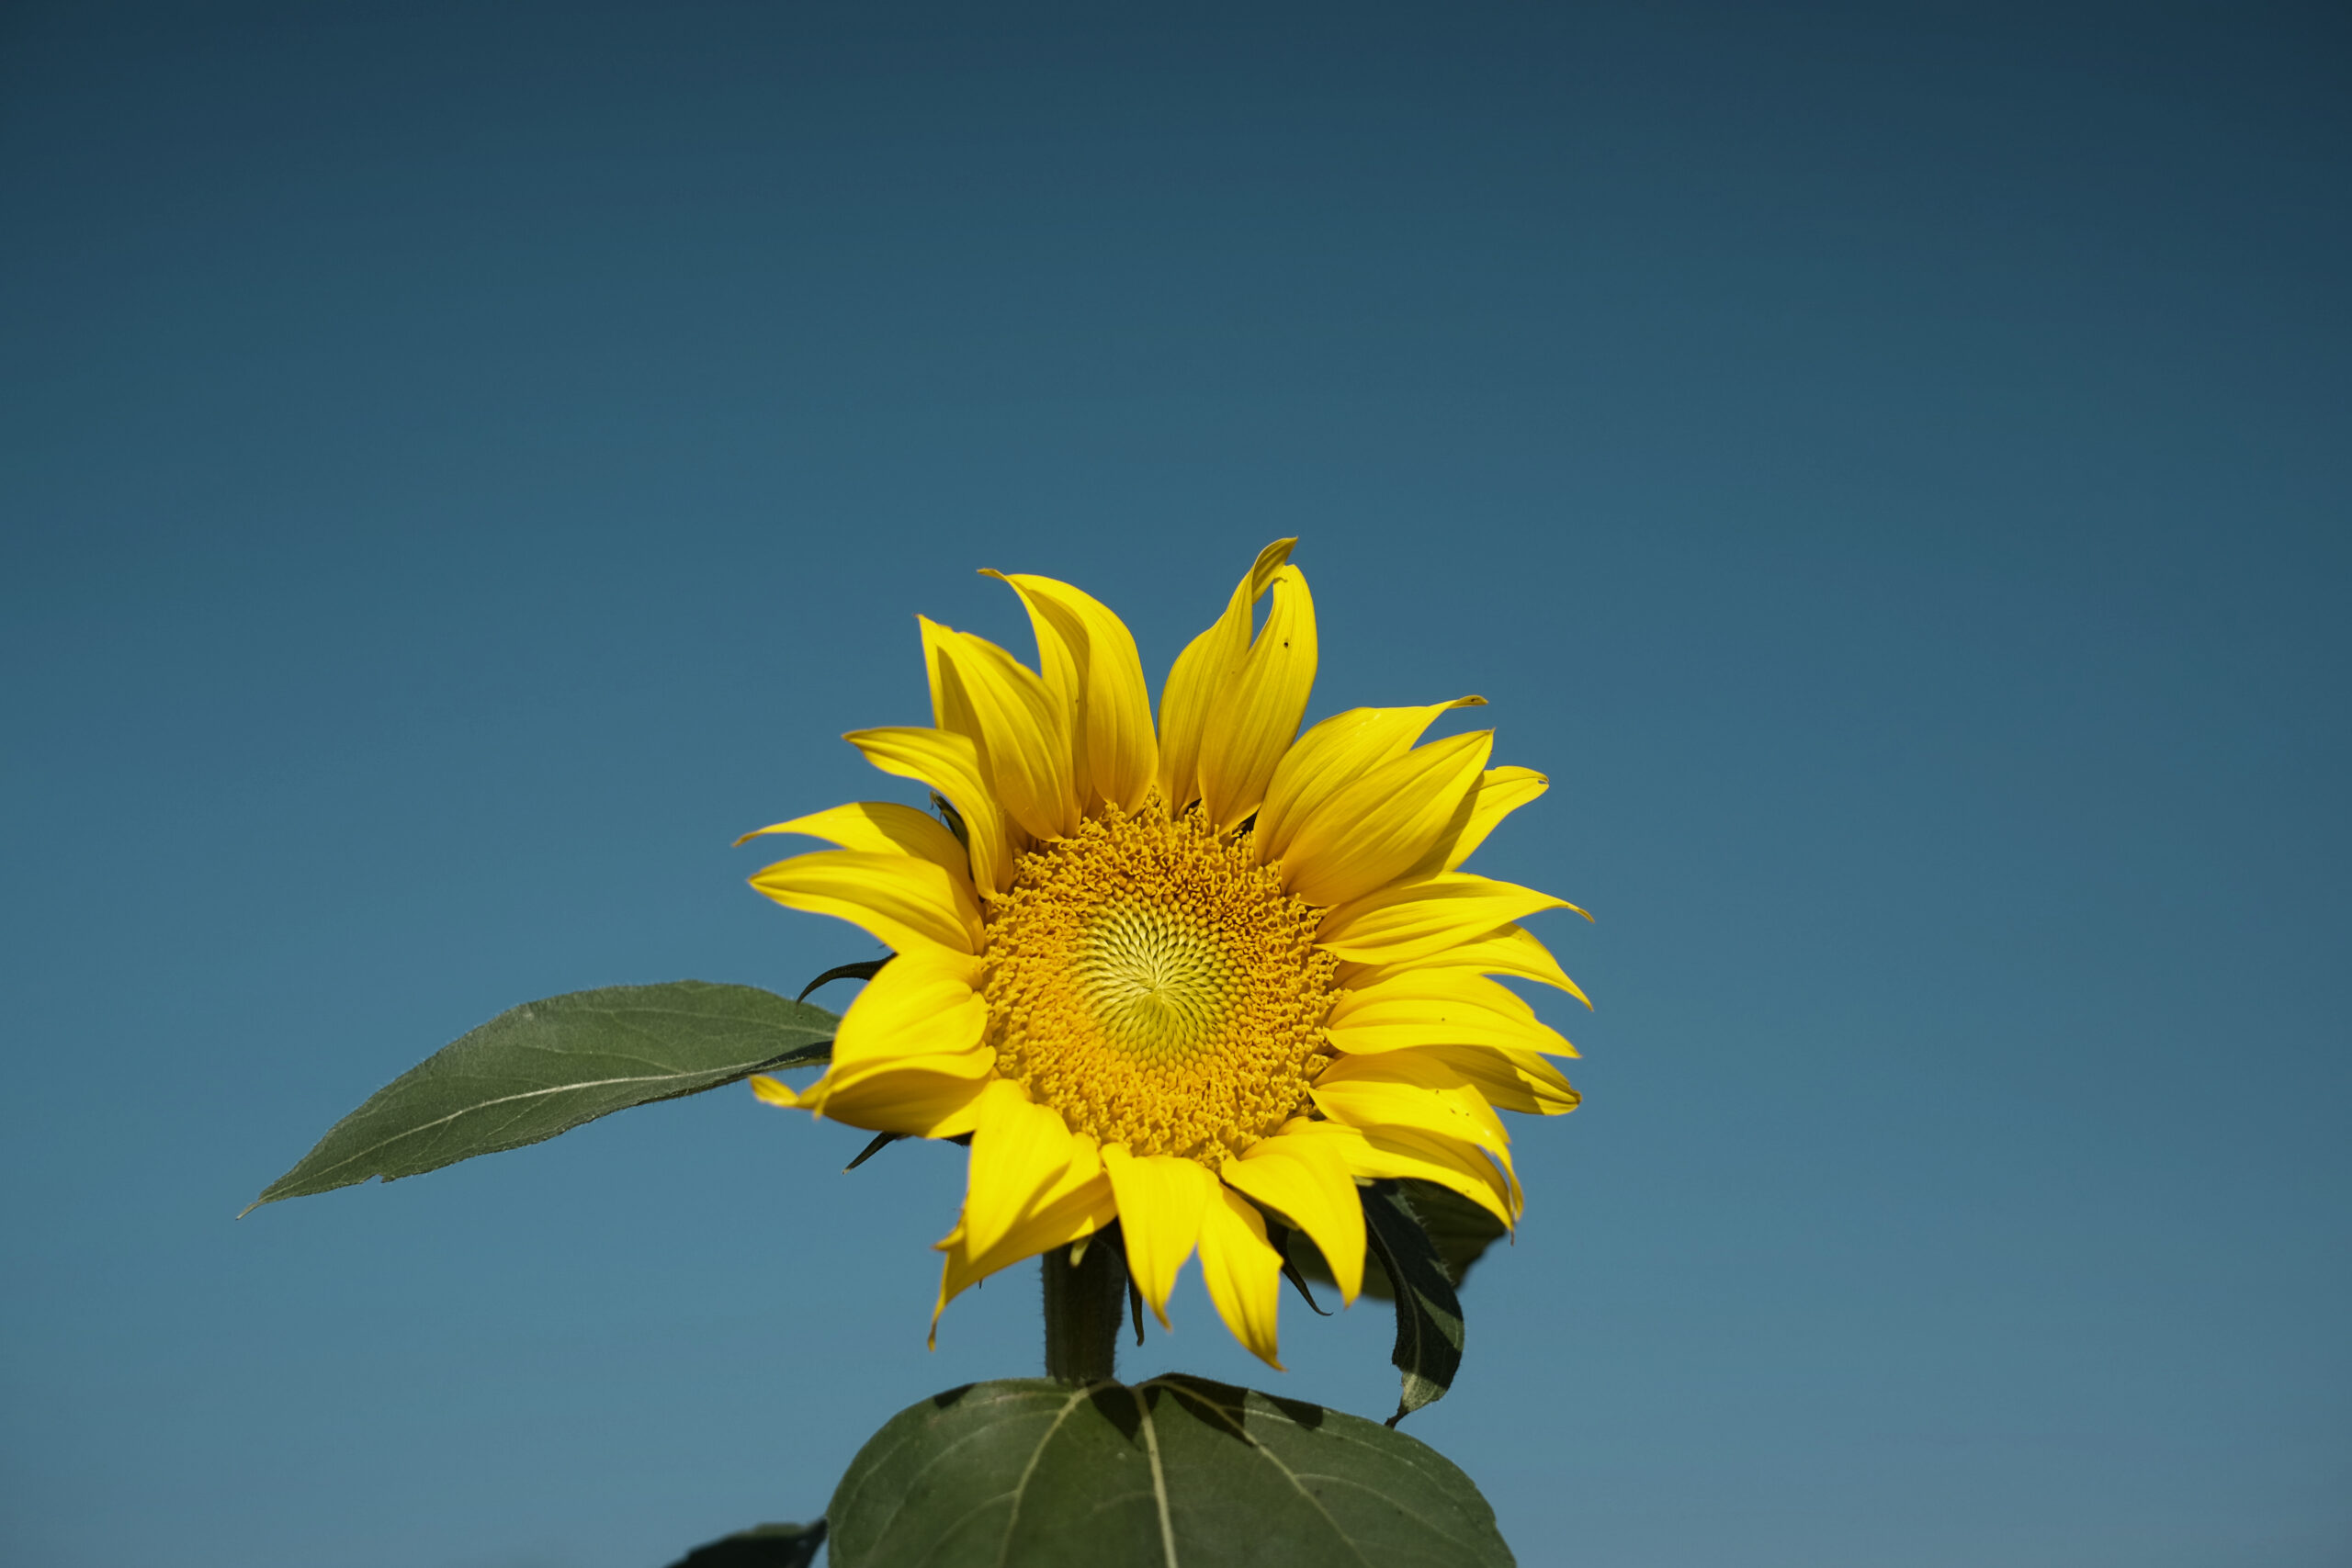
[1223,1134,1366,1304]
[1252,697,1486,864]
[1318,871,1584,964]
[1197,1184,1285,1370]
[961,1079,1083,1259]
[749,849,981,955]
[844,726,1022,895]
[1279,730,1494,908]
[1336,921,1591,1009]
[1437,766,1550,873]
[932,1140,1117,1343]
[1310,1050,1513,1164]
[983,570,1159,816]
[1157,538,1295,813]
[926,626,1078,841]
[1102,1145,1216,1329]
[1197,564,1318,833]
[1325,969,1577,1058]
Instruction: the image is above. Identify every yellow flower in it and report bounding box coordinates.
[742,540,1588,1369]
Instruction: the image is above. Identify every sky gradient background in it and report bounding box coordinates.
[4,4,2347,1565]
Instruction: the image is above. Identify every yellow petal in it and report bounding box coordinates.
[1337,921,1591,1010]
[1318,872,1585,964]
[734,802,978,926]
[1310,1050,1513,1163]
[749,849,981,955]
[961,1079,1082,1259]
[1279,729,1494,908]
[1359,1123,1521,1224]
[733,800,967,868]
[1223,1135,1365,1304]
[800,1061,993,1137]
[748,1074,803,1108]
[844,726,1023,895]
[926,625,1078,841]
[1325,969,1577,1058]
[1157,538,1295,812]
[918,615,978,736]
[828,948,988,1071]
[983,571,1159,816]
[1269,1117,1517,1228]
[1102,1145,1216,1329]
[1197,565,1317,833]
[1252,697,1486,864]
[930,1148,1117,1344]
[1412,1043,1583,1116]
[1438,766,1549,872]
[1198,1184,1285,1370]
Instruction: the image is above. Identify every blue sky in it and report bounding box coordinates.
[3,4,2346,1565]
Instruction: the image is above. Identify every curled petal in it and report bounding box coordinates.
[843,726,1023,895]
[829,947,988,1071]
[1158,538,1295,813]
[984,570,1159,816]
[1198,565,1317,833]
[924,625,1078,841]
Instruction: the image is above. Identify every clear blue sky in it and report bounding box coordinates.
[3,4,2346,1565]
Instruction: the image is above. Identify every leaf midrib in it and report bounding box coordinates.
[1157,1381,1374,1568]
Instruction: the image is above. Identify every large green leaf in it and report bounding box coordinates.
[827,1377,1514,1567]
[1361,1181,1466,1425]
[244,982,836,1213]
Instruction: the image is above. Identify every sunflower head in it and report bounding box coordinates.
[744,540,1588,1368]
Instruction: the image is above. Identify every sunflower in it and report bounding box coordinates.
[742,539,1587,1369]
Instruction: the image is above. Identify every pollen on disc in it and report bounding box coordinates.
[982,796,1340,1163]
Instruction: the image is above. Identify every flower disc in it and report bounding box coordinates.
[984,799,1340,1163]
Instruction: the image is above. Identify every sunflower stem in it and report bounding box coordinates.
[1042,1224,1125,1383]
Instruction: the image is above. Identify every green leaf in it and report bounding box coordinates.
[1361,1181,1466,1425]
[668,1520,826,1568]
[244,981,837,1213]
[828,1377,1514,1568]
[1284,1178,1509,1300]
[673,1523,828,1568]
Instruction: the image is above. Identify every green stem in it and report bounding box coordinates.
[1041,1223,1125,1383]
